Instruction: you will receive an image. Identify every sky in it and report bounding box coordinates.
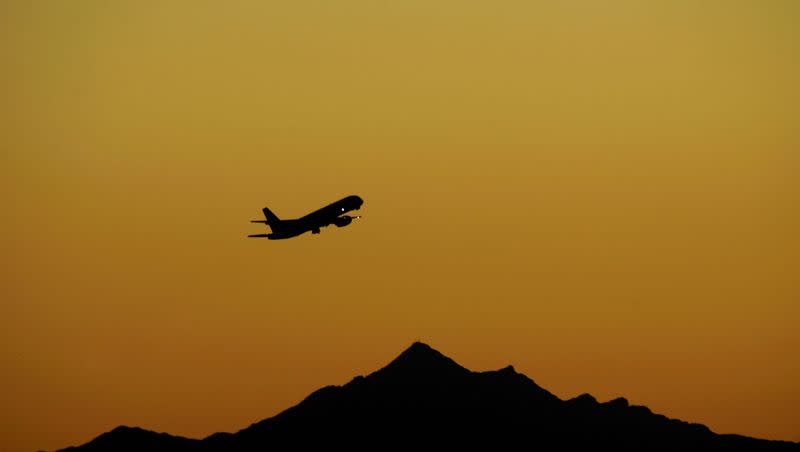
[2,1,798,450]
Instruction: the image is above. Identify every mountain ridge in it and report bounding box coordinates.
[56,342,799,451]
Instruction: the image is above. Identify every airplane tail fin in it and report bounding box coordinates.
[262,208,280,225]
[248,234,270,238]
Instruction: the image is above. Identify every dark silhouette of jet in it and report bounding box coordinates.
[248,195,364,240]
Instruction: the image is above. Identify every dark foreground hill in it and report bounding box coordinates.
[57,342,798,451]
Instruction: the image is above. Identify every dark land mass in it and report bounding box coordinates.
[57,342,798,451]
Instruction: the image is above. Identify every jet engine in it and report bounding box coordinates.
[333,215,354,227]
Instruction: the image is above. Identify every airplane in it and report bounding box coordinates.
[248,195,364,240]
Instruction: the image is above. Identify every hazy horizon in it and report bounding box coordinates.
[3,1,798,451]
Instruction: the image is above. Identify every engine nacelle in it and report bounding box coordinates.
[333,216,354,227]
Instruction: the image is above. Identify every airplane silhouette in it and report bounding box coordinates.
[248,195,364,239]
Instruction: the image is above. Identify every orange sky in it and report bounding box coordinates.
[2,1,798,450]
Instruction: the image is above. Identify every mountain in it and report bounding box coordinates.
[57,342,798,451]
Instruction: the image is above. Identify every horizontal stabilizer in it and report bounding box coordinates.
[248,234,270,238]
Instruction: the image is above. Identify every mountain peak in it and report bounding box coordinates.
[398,341,439,359]
[374,342,469,380]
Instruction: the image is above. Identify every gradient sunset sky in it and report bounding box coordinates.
[2,1,798,450]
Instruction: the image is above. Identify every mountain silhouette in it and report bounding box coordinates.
[57,342,798,451]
